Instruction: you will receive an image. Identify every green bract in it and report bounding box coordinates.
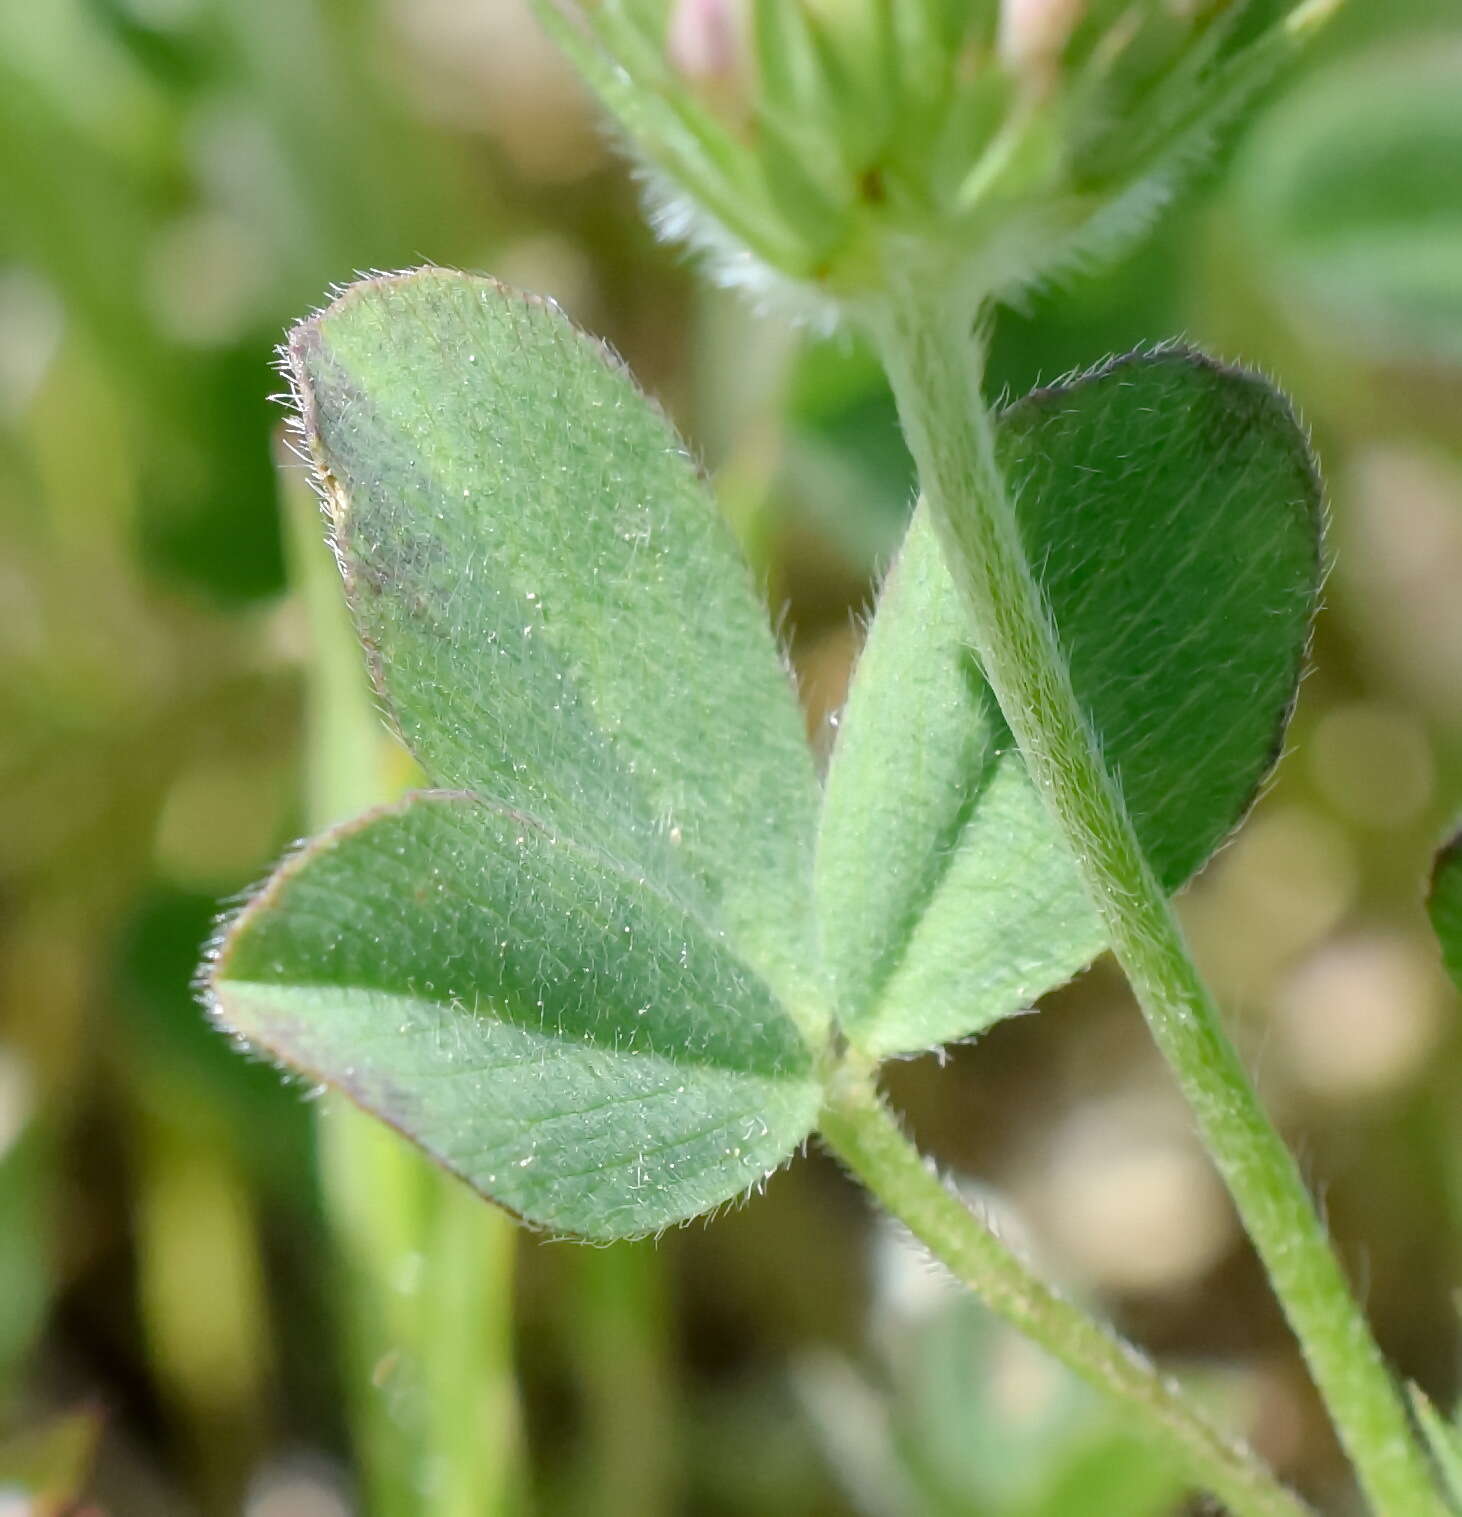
[208,269,1320,1240]
[533,0,1333,310]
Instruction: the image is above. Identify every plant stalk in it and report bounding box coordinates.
[863,281,1444,1517]
[569,1241,677,1517]
[818,1066,1308,1517]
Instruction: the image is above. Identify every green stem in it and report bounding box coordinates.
[314,1110,435,1517]
[863,280,1443,1517]
[818,1066,1308,1517]
[421,1180,521,1517]
[569,1242,677,1517]
[283,454,519,1517]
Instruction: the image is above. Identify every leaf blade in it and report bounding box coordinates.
[818,347,1320,1057]
[212,793,820,1241]
[287,267,825,1027]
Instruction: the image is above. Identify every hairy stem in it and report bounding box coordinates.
[819,1066,1308,1517]
[863,281,1443,1517]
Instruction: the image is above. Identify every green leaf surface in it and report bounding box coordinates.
[212,268,825,1238]
[286,268,823,1021]
[1428,834,1462,996]
[214,792,820,1241]
[818,348,1319,1057]
[1235,40,1462,365]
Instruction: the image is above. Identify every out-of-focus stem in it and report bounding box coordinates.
[569,1241,676,1517]
[281,448,519,1516]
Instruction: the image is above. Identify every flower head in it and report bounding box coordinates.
[535,0,1338,319]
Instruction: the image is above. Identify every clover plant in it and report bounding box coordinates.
[203,4,1457,1514]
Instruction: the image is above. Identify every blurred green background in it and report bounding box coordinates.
[1,2,1459,1513]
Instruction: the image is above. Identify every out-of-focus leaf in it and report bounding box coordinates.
[0,1098,49,1392]
[1428,834,1462,994]
[906,1300,1185,1517]
[804,1273,1187,1517]
[1027,1431,1189,1517]
[1234,40,1462,365]
[117,888,312,1199]
[817,348,1320,1057]
[0,1408,102,1516]
[210,269,826,1239]
[780,336,915,572]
